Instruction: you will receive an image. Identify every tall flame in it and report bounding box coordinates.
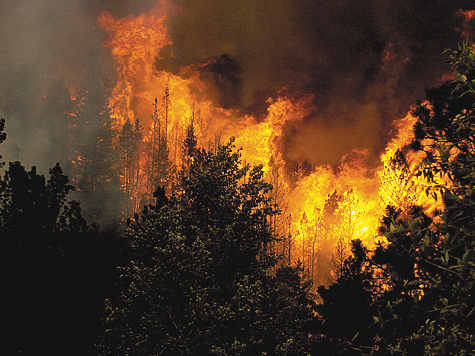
[98,1,442,284]
[99,5,172,126]
[379,107,444,215]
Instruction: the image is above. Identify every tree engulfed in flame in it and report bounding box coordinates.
[98,1,442,284]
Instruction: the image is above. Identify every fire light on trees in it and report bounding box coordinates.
[95,0,456,284]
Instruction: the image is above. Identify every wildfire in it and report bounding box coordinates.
[98,1,441,284]
[379,107,445,215]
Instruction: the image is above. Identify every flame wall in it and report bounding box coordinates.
[96,1,457,279]
[0,1,473,270]
[0,0,473,169]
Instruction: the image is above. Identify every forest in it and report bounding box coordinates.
[3,44,475,355]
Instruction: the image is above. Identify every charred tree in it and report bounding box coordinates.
[267,155,289,260]
[331,188,360,278]
[118,118,142,217]
[182,111,198,170]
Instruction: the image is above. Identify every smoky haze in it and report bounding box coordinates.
[0,0,474,172]
[165,0,475,167]
[0,0,159,172]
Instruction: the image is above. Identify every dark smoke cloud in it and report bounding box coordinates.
[165,0,475,167]
[0,0,474,174]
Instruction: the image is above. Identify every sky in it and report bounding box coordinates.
[0,0,474,172]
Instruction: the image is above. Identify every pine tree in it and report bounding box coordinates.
[267,155,289,261]
[332,188,361,278]
[183,111,198,164]
[316,43,475,355]
[145,88,173,204]
[1,161,106,356]
[99,139,318,355]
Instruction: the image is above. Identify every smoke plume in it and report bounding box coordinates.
[0,0,474,173]
[164,0,475,167]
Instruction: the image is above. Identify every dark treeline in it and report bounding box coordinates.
[3,45,475,355]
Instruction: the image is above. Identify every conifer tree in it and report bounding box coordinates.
[316,43,475,355]
[1,161,105,356]
[99,139,318,355]
[145,88,173,203]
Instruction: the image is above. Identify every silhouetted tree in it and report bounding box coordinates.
[99,138,317,355]
[316,43,475,355]
[145,89,174,204]
[379,148,418,215]
[316,240,377,355]
[181,111,198,172]
[332,189,361,278]
[314,190,341,287]
[1,161,113,356]
[267,155,289,261]
[70,112,124,226]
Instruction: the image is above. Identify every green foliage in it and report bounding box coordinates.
[181,138,278,276]
[316,44,475,355]
[365,44,475,355]
[99,139,317,355]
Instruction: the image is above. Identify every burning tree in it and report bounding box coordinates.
[316,43,475,355]
[144,89,173,202]
[117,118,143,216]
[331,188,362,278]
[378,148,417,214]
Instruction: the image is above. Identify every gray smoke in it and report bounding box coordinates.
[0,0,474,174]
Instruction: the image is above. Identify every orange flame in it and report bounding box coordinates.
[98,1,442,283]
[379,106,444,215]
